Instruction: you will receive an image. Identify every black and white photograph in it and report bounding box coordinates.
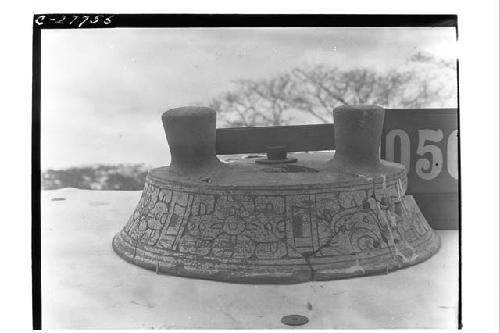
[21,6,497,332]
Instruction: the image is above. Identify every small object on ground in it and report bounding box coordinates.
[281,314,309,326]
[51,197,66,201]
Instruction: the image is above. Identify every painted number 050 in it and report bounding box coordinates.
[385,129,458,180]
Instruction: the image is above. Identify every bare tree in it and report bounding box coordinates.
[209,74,296,127]
[288,65,347,123]
[288,66,414,122]
[392,52,457,108]
[209,52,457,127]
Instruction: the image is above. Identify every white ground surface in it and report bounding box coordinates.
[41,189,459,329]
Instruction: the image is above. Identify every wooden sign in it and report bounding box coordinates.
[380,109,458,230]
[216,108,459,230]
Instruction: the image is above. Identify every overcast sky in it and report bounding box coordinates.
[41,27,457,169]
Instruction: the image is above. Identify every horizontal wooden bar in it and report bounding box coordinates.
[216,109,457,154]
[216,123,335,154]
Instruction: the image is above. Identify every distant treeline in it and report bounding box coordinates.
[42,164,149,191]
